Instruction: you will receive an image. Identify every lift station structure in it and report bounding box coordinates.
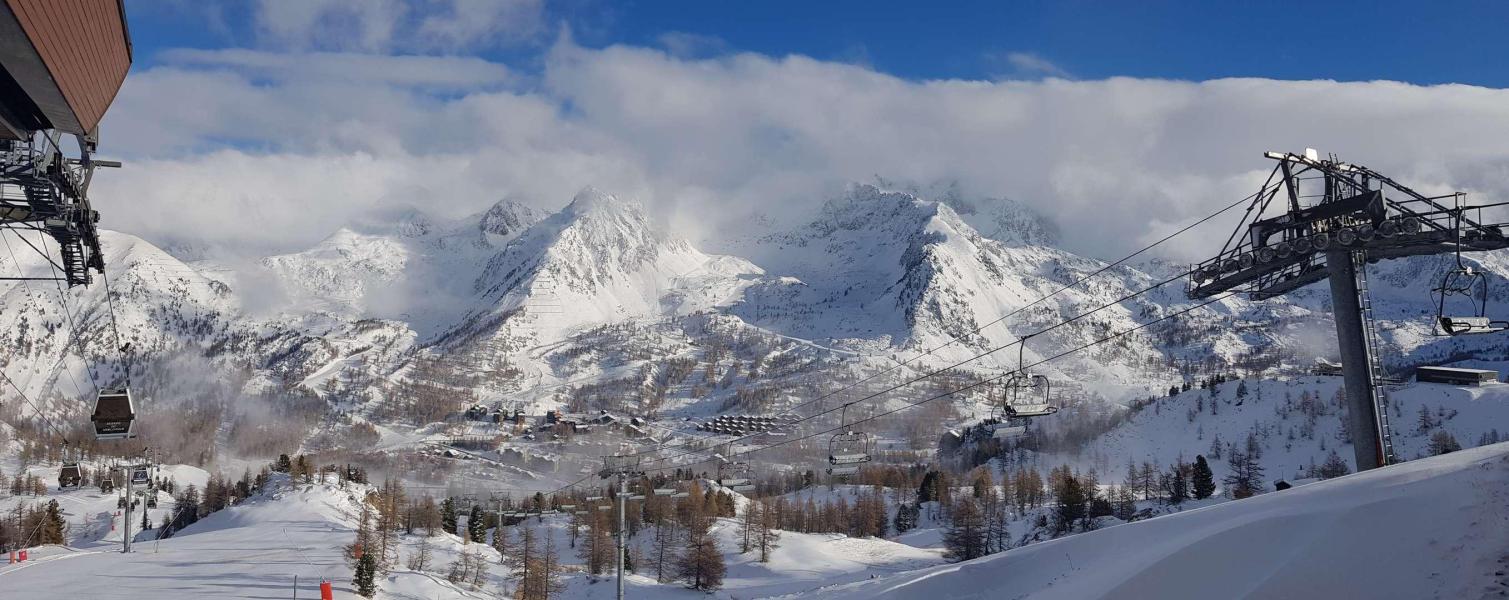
[1187,149,1509,471]
[0,0,132,286]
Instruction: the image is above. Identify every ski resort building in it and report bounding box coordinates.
[1415,366,1499,386]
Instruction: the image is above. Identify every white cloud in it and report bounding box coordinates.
[159,49,512,90]
[252,0,542,53]
[255,0,408,52]
[655,31,729,59]
[416,0,544,50]
[994,51,1072,79]
[94,38,1509,265]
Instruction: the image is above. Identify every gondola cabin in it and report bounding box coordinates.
[91,387,136,439]
[129,466,149,485]
[58,462,81,488]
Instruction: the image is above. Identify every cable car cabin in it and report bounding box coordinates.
[58,462,81,488]
[1438,316,1509,336]
[129,467,149,485]
[91,388,136,439]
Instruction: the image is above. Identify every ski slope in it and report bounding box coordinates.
[0,473,359,599]
[801,441,1509,600]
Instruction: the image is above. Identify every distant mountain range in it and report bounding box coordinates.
[4,183,1508,445]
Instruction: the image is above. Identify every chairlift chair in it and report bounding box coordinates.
[828,403,875,466]
[1002,373,1058,418]
[999,340,1059,418]
[826,465,860,479]
[91,387,137,440]
[1433,265,1509,335]
[1433,211,1509,336]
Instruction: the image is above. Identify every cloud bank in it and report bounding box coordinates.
[94,33,1509,263]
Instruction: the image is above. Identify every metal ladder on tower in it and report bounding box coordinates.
[1352,251,1397,465]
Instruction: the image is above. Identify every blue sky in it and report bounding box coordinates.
[124,0,1509,85]
[98,2,1509,260]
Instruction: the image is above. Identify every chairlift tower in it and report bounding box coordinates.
[599,454,645,600]
[1187,149,1509,471]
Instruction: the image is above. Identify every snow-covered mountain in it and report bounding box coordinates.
[4,183,1509,458]
[447,187,763,349]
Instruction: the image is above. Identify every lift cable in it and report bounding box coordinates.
[100,259,131,387]
[613,189,1258,463]
[679,293,1236,474]
[636,266,1206,472]
[38,231,94,400]
[0,366,70,445]
[539,291,1232,499]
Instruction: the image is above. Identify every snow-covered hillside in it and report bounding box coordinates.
[4,181,1509,474]
[804,441,1509,600]
[1042,376,1509,479]
[4,444,1505,599]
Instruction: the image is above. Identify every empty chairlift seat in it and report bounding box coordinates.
[91,388,137,440]
[1438,316,1509,336]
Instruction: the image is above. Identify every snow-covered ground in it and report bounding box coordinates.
[802,441,1509,600]
[4,443,1506,599]
[1043,376,1509,481]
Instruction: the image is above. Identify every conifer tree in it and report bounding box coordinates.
[754,500,781,562]
[1429,430,1462,455]
[1313,450,1351,479]
[354,552,378,597]
[491,519,510,564]
[942,497,987,561]
[677,499,725,590]
[1191,455,1216,499]
[1050,467,1087,534]
[441,498,458,536]
[579,509,613,575]
[1222,450,1266,499]
[467,504,486,544]
[651,519,681,583]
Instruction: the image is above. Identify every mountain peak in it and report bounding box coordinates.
[985,197,1059,247]
[479,199,542,238]
[563,186,637,218]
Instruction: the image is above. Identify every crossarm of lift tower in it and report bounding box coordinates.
[1187,149,1509,301]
